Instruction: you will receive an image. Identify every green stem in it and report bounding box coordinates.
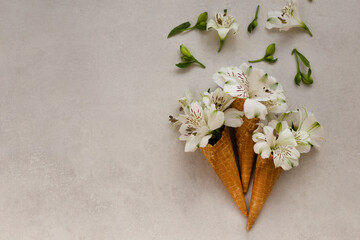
[194,59,206,68]
[302,23,313,37]
[178,26,197,33]
[218,39,225,52]
[295,52,300,72]
[248,58,264,63]
[255,5,260,19]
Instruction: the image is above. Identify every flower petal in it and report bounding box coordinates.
[254,141,271,158]
[206,19,218,31]
[206,104,225,131]
[217,28,230,40]
[224,108,244,127]
[244,99,268,120]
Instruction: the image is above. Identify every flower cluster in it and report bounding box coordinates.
[253,108,324,170]
[171,63,324,170]
[170,88,243,152]
[213,63,287,118]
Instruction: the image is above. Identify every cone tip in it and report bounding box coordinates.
[246,223,252,231]
[243,210,248,217]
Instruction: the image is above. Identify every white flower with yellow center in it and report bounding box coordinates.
[266,0,313,37]
[253,120,300,170]
[213,63,287,119]
[207,9,239,52]
[279,108,324,153]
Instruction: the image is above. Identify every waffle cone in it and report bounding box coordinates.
[247,155,282,230]
[201,127,248,216]
[232,98,259,193]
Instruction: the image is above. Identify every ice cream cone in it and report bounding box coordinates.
[232,98,259,193]
[201,126,248,216]
[247,155,282,230]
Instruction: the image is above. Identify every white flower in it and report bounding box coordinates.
[213,63,288,117]
[202,88,235,112]
[266,0,313,37]
[244,98,267,120]
[224,108,243,128]
[177,101,225,152]
[279,108,324,153]
[202,88,243,128]
[207,9,239,52]
[178,89,194,111]
[253,120,300,171]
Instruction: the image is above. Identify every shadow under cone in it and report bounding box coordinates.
[201,127,248,216]
[247,155,282,230]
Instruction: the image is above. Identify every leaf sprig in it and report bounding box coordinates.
[167,12,208,38]
[247,5,260,33]
[292,48,313,85]
[176,44,206,69]
[249,43,278,64]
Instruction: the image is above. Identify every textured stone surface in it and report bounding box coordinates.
[0,0,359,239]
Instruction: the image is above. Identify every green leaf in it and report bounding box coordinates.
[167,22,191,38]
[295,72,302,86]
[181,56,194,62]
[264,56,278,63]
[307,68,312,77]
[265,43,276,57]
[291,48,297,55]
[176,62,193,68]
[180,44,192,57]
[195,22,207,30]
[296,51,310,68]
[196,12,208,24]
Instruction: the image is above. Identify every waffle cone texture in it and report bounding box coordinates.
[232,98,259,194]
[247,155,282,230]
[201,127,248,216]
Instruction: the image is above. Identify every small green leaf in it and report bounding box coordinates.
[196,12,208,24]
[176,62,193,68]
[291,48,297,55]
[195,22,207,30]
[265,43,276,57]
[295,72,302,86]
[307,68,312,77]
[181,56,193,62]
[167,22,191,38]
[296,51,310,68]
[264,56,278,63]
[180,44,192,57]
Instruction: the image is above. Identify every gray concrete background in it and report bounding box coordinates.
[0,0,359,239]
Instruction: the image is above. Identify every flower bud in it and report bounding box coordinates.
[180,44,192,57]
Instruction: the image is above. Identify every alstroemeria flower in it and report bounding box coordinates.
[177,101,225,152]
[178,89,193,110]
[279,108,324,153]
[202,87,235,111]
[253,120,300,170]
[202,88,243,128]
[266,0,313,37]
[213,63,287,119]
[207,9,239,52]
